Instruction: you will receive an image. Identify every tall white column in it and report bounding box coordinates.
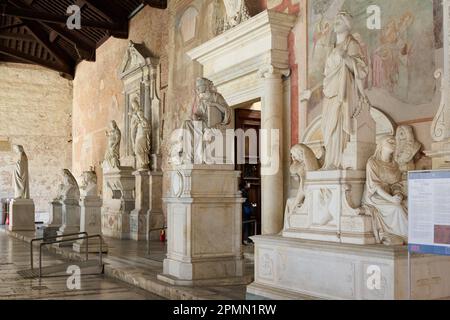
[258,65,289,235]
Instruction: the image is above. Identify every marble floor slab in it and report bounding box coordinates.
[0,226,255,300]
[0,231,163,300]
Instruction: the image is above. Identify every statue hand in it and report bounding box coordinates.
[392,194,403,205]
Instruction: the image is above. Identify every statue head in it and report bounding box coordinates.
[13,145,24,154]
[374,135,397,160]
[110,120,118,130]
[80,170,97,191]
[290,144,320,171]
[62,169,78,187]
[335,11,352,34]
[131,98,141,111]
[196,77,214,95]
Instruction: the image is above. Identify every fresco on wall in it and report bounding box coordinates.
[308,0,439,109]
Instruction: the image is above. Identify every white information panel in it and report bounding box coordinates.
[408,170,450,256]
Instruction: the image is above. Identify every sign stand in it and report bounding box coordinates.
[407,170,450,300]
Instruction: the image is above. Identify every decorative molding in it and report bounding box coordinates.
[187,10,296,87]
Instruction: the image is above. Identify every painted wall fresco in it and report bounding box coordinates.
[308,0,438,109]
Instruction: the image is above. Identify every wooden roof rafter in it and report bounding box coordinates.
[0,0,168,78]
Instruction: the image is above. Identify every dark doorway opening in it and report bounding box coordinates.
[235,104,261,244]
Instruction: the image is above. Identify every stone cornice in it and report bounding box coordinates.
[186,10,297,86]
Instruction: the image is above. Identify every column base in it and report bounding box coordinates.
[158,257,247,286]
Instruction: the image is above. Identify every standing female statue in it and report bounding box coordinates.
[362,136,408,245]
[134,110,151,170]
[104,120,121,170]
[13,145,30,199]
[321,11,369,170]
[129,98,141,155]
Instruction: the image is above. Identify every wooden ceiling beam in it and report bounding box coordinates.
[81,0,125,22]
[5,0,96,60]
[0,23,25,31]
[2,5,127,32]
[23,20,75,69]
[0,31,34,41]
[0,43,73,77]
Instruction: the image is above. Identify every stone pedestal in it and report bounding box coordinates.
[148,171,164,240]
[101,167,135,239]
[283,170,375,245]
[48,200,62,227]
[248,235,450,300]
[130,170,150,241]
[42,200,62,239]
[8,199,35,232]
[56,198,80,247]
[157,164,246,286]
[73,195,108,253]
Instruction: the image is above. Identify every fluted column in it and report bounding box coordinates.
[258,65,289,235]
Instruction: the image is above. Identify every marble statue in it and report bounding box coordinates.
[394,125,422,172]
[222,0,250,31]
[172,77,231,164]
[284,144,320,229]
[134,110,151,170]
[129,98,141,154]
[80,169,97,197]
[104,120,121,170]
[60,169,80,200]
[13,145,30,199]
[362,136,408,245]
[321,11,369,170]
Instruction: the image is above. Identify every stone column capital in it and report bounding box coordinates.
[258,64,290,79]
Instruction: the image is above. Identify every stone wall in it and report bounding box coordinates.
[0,63,72,219]
[72,5,168,192]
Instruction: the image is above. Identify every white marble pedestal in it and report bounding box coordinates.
[101,167,135,239]
[283,170,375,245]
[248,235,450,300]
[73,195,108,253]
[56,198,80,247]
[157,164,246,286]
[8,199,35,232]
[130,170,149,241]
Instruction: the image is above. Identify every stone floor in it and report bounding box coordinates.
[0,231,163,300]
[0,226,255,300]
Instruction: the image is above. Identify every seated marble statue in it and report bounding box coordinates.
[60,169,80,201]
[362,135,408,245]
[172,77,231,165]
[283,144,320,229]
[13,145,30,199]
[103,120,121,170]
